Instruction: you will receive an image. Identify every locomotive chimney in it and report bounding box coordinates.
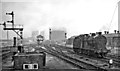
[114,30,117,33]
[104,31,107,34]
[91,33,96,36]
[117,31,119,33]
[85,34,89,37]
[107,31,109,34]
[98,32,102,35]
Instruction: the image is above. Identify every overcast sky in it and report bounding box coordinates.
[0,0,119,39]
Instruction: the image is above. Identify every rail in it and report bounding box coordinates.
[1,46,15,60]
[43,45,107,71]
[54,44,120,69]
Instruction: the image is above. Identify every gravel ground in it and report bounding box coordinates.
[46,53,78,69]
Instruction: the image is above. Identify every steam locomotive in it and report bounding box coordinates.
[73,32,108,58]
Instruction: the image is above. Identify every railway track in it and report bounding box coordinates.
[106,54,120,62]
[1,46,15,61]
[43,45,108,71]
[2,52,13,60]
[50,44,120,69]
[103,56,120,67]
[66,48,120,68]
[2,44,117,70]
[56,44,120,60]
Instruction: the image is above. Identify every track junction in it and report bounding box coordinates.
[1,43,120,71]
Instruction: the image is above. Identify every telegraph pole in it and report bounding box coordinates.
[65,32,67,39]
[49,28,51,46]
[65,32,67,46]
[49,28,51,40]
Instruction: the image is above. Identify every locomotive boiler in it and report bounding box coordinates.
[73,32,108,57]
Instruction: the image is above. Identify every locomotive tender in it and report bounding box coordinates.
[73,32,108,57]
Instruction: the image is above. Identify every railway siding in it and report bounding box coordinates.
[48,44,120,69]
[43,45,108,71]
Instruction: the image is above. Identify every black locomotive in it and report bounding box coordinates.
[73,32,108,57]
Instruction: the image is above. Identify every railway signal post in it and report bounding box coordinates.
[4,11,23,53]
